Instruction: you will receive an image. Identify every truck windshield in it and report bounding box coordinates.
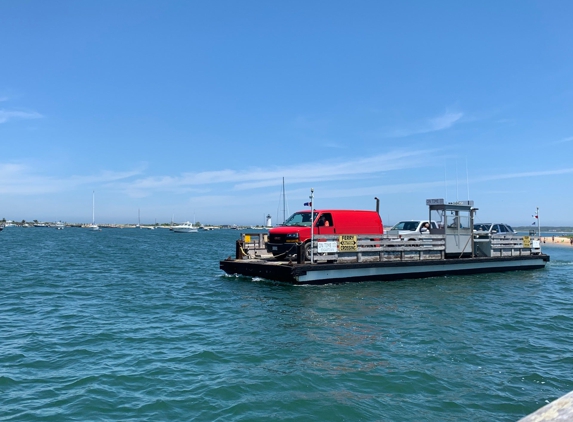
[283,211,318,227]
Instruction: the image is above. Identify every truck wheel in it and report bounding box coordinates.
[304,242,312,261]
[407,238,420,247]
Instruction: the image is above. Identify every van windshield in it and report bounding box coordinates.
[283,211,318,227]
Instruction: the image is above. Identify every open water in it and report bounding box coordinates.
[1,227,573,421]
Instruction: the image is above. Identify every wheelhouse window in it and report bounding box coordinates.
[446,210,470,231]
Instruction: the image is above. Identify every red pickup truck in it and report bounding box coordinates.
[265,209,384,258]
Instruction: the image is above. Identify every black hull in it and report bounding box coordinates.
[220,254,550,285]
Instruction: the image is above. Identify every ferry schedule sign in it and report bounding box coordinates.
[338,235,358,252]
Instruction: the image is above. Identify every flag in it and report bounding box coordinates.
[532,222,536,225]
[304,202,312,207]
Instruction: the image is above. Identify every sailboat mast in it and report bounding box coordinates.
[92,191,95,225]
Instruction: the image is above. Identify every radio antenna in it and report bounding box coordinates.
[466,157,470,200]
[444,162,448,202]
[456,160,459,201]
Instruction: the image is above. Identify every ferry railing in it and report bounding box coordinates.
[236,233,271,259]
[301,234,542,264]
[489,235,542,257]
[234,232,543,263]
[301,234,446,264]
[474,234,542,257]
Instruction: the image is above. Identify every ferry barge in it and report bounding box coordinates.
[220,199,550,285]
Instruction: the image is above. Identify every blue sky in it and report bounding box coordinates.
[1,1,572,226]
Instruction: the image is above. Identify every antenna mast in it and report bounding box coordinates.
[466,157,470,200]
[444,162,448,202]
[456,160,459,201]
[537,207,540,238]
[309,188,314,264]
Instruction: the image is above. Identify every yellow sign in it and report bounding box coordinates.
[338,235,358,252]
[244,235,251,243]
[523,236,530,248]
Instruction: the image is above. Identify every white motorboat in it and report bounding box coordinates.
[172,222,198,233]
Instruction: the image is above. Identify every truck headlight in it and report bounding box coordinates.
[285,233,299,242]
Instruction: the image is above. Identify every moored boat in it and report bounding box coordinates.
[172,222,198,233]
[87,191,100,231]
[53,221,65,230]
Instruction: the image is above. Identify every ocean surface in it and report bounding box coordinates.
[1,227,572,421]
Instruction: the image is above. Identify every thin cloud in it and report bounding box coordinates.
[302,167,573,201]
[428,111,463,131]
[303,180,449,199]
[114,149,436,196]
[475,167,573,183]
[0,109,43,124]
[552,136,573,145]
[6,152,570,207]
[0,162,144,195]
[386,110,464,138]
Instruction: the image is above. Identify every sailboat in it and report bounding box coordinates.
[137,209,155,229]
[87,191,101,231]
